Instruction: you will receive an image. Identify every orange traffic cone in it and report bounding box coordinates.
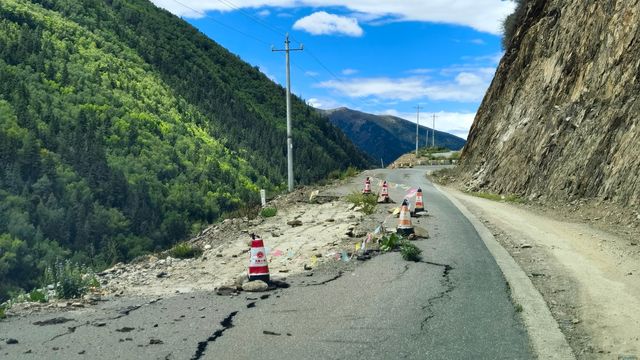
[362,177,372,195]
[248,234,270,282]
[414,188,425,213]
[379,181,390,203]
[397,199,414,236]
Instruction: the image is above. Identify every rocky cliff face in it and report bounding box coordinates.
[460,0,640,210]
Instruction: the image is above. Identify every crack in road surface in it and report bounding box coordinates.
[33,317,74,326]
[302,271,343,286]
[418,261,455,331]
[46,321,91,343]
[191,311,239,360]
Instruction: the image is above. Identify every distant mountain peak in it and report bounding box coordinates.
[322,107,465,164]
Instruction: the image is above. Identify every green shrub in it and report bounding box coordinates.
[0,306,5,319]
[502,0,527,49]
[224,203,261,220]
[379,234,422,262]
[29,289,47,303]
[43,260,98,300]
[379,233,402,252]
[170,242,203,259]
[88,277,100,289]
[400,241,422,262]
[343,166,359,178]
[260,207,277,218]
[345,191,377,215]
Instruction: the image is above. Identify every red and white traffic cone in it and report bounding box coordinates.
[378,181,390,203]
[362,177,372,195]
[248,234,270,282]
[397,199,414,236]
[414,188,425,213]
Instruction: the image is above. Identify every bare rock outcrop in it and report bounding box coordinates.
[460,0,639,212]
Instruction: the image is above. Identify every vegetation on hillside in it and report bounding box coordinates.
[0,0,370,300]
[502,0,528,49]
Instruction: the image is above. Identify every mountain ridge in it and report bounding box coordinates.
[320,107,466,165]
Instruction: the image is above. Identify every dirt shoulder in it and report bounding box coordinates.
[437,185,640,359]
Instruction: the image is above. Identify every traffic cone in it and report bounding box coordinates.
[362,177,372,195]
[414,188,425,213]
[378,181,390,203]
[396,199,414,236]
[248,234,270,282]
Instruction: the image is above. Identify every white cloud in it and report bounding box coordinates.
[380,110,476,139]
[470,38,486,45]
[306,97,344,109]
[316,66,495,102]
[304,70,320,77]
[341,68,359,75]
[150,0,515,35]
[257,9,271,17]
[307,98,323,108]
[407,68,434,75]
[293,12,363,36]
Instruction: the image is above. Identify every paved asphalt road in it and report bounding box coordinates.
[0,167,533,359]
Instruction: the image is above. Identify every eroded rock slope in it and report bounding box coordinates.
[460,0,639,211]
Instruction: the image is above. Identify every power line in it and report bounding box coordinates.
[303,49,346,84]
[168,0,345,85]
[214,0,287,37]
[167,0,271,46]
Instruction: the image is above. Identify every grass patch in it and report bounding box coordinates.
[515,303,524,313]
[468,191,526,204]
[260,207,277,218]
[170,242,203,259]
[328,166,359,180]
[344,191,377,215]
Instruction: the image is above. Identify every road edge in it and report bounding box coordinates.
[434,184,576,360]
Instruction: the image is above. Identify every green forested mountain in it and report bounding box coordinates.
[0,0,370,300]
[321,108,466,165]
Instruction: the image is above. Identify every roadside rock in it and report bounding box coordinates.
[287,219,303,227]
[242,280,269,292]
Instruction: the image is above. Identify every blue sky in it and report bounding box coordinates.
[151,0,515,138]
